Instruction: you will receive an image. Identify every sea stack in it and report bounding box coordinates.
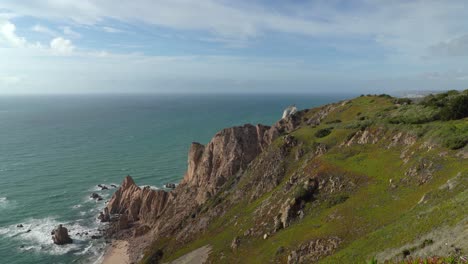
[51,224,73,245]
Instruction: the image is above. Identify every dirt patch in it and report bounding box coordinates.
[166,245,212,264]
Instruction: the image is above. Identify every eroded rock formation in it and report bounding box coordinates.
[51,224,73,245]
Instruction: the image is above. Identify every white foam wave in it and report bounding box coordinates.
[0,196,13,209]
[145,185,160,190]
[0,217,103,256]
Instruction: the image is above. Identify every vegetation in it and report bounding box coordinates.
[142,90,467,264]
[315,127,333,138]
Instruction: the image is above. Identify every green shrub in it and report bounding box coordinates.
[366,257,378,264]
[378,94,392,98]
[325,119,342,124]
[393,98,412,105]
[327,194,349,208]
[293,185,314,201]
[444,137,468,150]
[315,128,332,138]
[439,93,468,120]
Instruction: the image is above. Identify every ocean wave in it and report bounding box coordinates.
[0,196,12,209]
[144,185,160,190]
[0,217,105,256]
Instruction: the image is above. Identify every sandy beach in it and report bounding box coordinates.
[102,240,130,264]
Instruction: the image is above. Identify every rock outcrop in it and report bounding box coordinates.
[51,224,73,245]
[107,176,171,225]
[287,237,341,264]
[181,124,271,204]
[103,112,311,260]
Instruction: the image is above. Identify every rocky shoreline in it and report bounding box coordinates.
[91,106,331,263]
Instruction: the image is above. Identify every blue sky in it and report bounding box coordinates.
[0,0,467,94]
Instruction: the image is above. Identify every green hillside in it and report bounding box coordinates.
[144,90,467,264]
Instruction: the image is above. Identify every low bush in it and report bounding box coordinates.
[315,128,332,138]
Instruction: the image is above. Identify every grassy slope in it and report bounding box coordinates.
[151,94,467,264]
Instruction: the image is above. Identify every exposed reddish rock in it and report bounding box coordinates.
[181,124,271,204]
[105,120,303,261]
[107,176,171,225]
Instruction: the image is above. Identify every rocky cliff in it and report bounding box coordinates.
[104,90,468,264]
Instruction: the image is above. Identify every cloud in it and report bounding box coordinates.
[62,26,81,38]
[50,37,74,55]
[429,34,468,57]
[102,26,122,33]
[31,24,58,36]
[0,20,26,47]
[0,0,465,53]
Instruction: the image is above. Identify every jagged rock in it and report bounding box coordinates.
[110,184,118,188]
[288,250,299,264]
[282,105,298,119]
[274,214,283,232]
[104,120,302,258]
[164,183,176,189]
[288,237,341,263]
[52,224,73,245]
[90,193,103,200]
[16,224,23,228]
[98,207,110,222]
[284,135,298,147]
[404,159,434,185]
[231,236,240,250]
[107,176,170,224]
[280,199,296,229]
[182,124,272,204]
[388,132,417,148]
[91,235,101,239]
[315,143,327,156]
[98,184,109,190]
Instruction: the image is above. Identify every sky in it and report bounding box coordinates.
[0,0,467,94]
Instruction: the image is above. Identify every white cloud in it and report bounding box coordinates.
[62,26,81,38]
[0,20,26,47]
[50,37,74,55]
[102,26,122,33]
[31,24,58,36]
[0,0,464,56]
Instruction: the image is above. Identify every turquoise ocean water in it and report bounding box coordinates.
[0,94,350,264]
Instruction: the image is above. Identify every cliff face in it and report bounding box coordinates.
[104,103,334,260]
[107,176,171,224]
[106,91,468,264]
[105,122,295,241]
[182,124,272,204]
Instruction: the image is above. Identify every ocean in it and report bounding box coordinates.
[0,94,350,264]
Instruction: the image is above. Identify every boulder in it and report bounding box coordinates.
[98,208,110,222]
[90,193,102,200]
[231,236,240,250]
[52,224,73,245]
[16,224,23,228]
